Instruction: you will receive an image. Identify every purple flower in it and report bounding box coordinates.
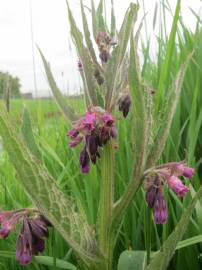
[80,147,90,174]
[99,51,110,63]
[146,186,158,208]
[16,215,51,265]
[68,129,79,138]
[69,136,83,148]
[167,176,189,197]
[144,161,195,224]
[118,94,131,118]
[154,191,168,224]
[67,107,117,173]
[175,164,195,178]
[16,219,33,265]
[83,111,96,131]
[102,112,114,126]
[0,224,11,238]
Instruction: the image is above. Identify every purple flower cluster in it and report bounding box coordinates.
[0,209,51,265]
[68,107,117,173]
[96,32,116,63]
[144,162,195,224]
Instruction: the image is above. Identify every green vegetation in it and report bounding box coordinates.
[0,72,21,98]
[0,0,202,269]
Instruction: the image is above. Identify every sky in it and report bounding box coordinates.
[0,0,202,97]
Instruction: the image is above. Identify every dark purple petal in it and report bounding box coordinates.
[146,186,157,208]
[80,148,90,174]
[16,220,33,265]
[118,94,131,118]
[100,127,110,145]
[99,51,110,63]
[32,236,45,254]
[28,218,49,239]
[154,192,168,224]
[86,135,99,156]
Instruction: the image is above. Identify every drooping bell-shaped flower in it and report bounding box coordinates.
[153,191,168,224]
[0,208,51,266]
[175,163,195,178]
[80,147,90,173]
[144,161,195,224]
[146,185,158,208]
[16,219,33,265]
[167,175,189,197]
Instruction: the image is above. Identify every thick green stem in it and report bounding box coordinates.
[98,141,114,269]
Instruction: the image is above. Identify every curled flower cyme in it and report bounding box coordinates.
[144,162,195,224]
[68,107,117,173]
[0,208,51,265]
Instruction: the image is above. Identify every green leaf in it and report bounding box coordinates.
[91,0,97,40]
[80,0,102,74]
[21,107,41,159]
[129,35,147,169]
[156,0,181,110]
[96,0,106,32]
[38,47,77,122]
[0,111,99,263]
[0,251,77,270]
[146,54,191,168]
[118,251,147,270]
[66,1,97,106]
[176,235,202,250]
[105,3,138,109]
[146,185,202,270]
[111,0,116,37]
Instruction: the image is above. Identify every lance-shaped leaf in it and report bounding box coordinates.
[155,0,181,111]
[66,1,97,106]
[105,3,138,109]
[21,107,41,160]
[146,55,191,169]
[111,0,116,37]
[96,0,106,32]
[80,0,102,74]
[91,0,97,41]
[38,48,77,122]
[0,111,100,263]
[146,185,202,270]
[129,35,147,169]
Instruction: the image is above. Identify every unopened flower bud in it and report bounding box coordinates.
[118,94,131,118]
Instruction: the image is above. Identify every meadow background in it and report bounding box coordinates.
[1,1,202,270]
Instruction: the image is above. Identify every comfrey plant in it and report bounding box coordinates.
[0,0,202,270]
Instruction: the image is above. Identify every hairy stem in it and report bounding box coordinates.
[98,141,114,269]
